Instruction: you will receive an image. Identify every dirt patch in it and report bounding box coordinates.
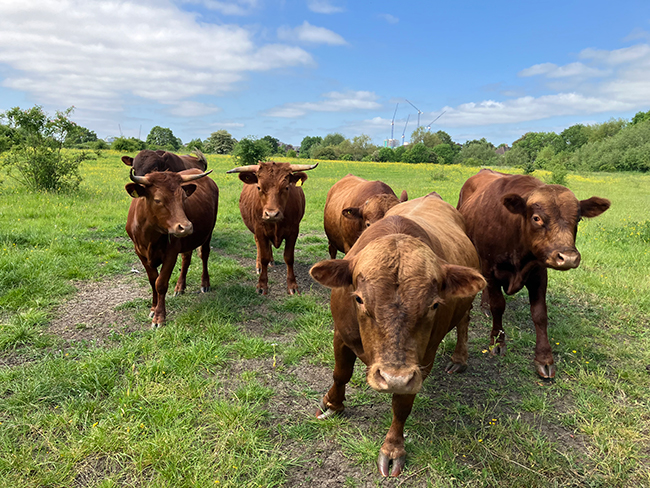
[48,271,150,346]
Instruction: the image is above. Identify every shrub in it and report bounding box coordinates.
[403,143,436,164]
[232,137,272,165]
[286,149,297,158]
[112,137,145,152]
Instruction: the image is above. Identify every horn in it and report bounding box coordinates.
[226,165,260,174]
[289,163,319,172]
[129,169,151,186]
[180,169,213,182]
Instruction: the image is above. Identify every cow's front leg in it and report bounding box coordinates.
[487,280,507,356]
[377,393,416,477]
[254,235,273,274]
[284,233,299,294]
[445,308,470,373]
[152,254,178,327]
[527,270,554,378]
[317,331,356,419]
[140,258,159,319]
[174,251,192,296]
[255,233,271,295]
[198,238,211,293]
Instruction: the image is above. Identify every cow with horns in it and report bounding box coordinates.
[227,161,318,295]
[122,149,207,176]
[125,168,219,327]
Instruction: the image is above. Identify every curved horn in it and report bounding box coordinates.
[289,163,319,172]
[129,169,151,186]
[226,165,259,174]
[180,169,213,182]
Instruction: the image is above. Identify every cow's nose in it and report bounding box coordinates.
[552,249,580,270]
[173,222,193,236]
[263,210,281,220]
[374,367,417,392]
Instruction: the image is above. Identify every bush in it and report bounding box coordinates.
[376,147,396,162]
[112,137,145,152]
[403,143,436,164]
[232,137,272,165]
[311,145,337,160]
[286,149,297,158]
[340,153,353,161]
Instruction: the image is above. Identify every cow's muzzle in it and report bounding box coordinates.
[262,209,283,222]
[547,248,580,270]
[367,363,422,394]
[171,221,193,237]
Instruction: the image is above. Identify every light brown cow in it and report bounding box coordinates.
[122,149,207,176]
[310,193,486,476]
[227,161,318,295]
[457,169,610,378]
[125,169,219,327]
[323,174,408,258]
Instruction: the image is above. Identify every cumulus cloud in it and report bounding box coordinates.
[265,91,381,117]
[177,0,259,16]
[277,21,347,45]
[519,62,607,78]
[307,0,344,14]
[0,0,312,116]
[378,13,399,24]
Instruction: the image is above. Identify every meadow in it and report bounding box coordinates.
[0,150,649,487]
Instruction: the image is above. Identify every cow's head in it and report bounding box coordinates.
[310,235,485,395]
[125,169,212,237]
[502,185,610,270]
[227,162,318,222]
[122,150,176,176]
[342,190,408,231]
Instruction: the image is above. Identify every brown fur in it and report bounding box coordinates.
[122,149,207,176]
[125,169,219,326]
[234,161,310,295]
[457,169,610,378]
[310,194,485,476]
[323,174,407,258]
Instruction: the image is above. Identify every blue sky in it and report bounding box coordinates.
[1,0,649,147]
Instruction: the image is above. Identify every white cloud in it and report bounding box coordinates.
[0,0,312,116]
[277,21,347,45]
[177,0,259,16]
[579,44,650,65]
[378,13,399,24]
[265,91,381,117]
[307,0,344,14]
[168,101,221,117]
[519,62,607,79]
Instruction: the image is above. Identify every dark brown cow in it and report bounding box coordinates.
[323,174,408,258]
[122,149,207,176]
[227,161,318,295]
[310,194,486,476]
[457,169,610,378]
[125,168,219,327]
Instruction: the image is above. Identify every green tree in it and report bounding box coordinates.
[185,138,204,151]
[204,130,236,154]
[1,105,87,192]
[376,147,396,162]
[231,136,272,165]
[512,132,562,161]
[311,145,337,160]
[560,124,589,152]
[456,138,499,166]
[587,118,627,143]
[631,109,650,125]
[410,127,442,148]
[322,132,345,147]
[146,126,181,150]
[431,143,455,164]
[299,136,322,158]
[64,124,97,147]
[112,137,146,152]
[0,123,16,152]
[403,143,436,164]
[261,135,280,154]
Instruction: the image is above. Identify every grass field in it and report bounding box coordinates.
[0,150,649,487]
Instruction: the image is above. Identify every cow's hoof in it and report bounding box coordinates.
[151,322,161,329]
[377,451,406,477]
[445,361,467,373]
[288,288,299,295]
[200,286,210,293]
[257,287,268,295]
[173,290,184,297]
[490,343,507,356]
[316,399,342,420]
[149,310,155,318]
[256,267,261,275]
[535,362,556,379]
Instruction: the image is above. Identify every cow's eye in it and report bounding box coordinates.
[285,185,290,191]
[154,199,162,205]
[432,302,439,309]
[365,222,371,228]
[532,215,542,224]
[257,186,261,192]
[355,295,363,305]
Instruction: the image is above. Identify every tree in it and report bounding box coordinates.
[322,132,345,147]
[146,126,181,150]
[410,127,442,148]
[1,105,87,192]
[311,145,337,160]
[631,109,650,125]
[185,138,204,151]
[431,144,455,164]
[0,123,16,152]
[261,135,280,154]
[456,139,499,166]
[376,147,396,162]
[231,136,272,165]
[560,124,589,152]
[64,124,97,147]
[512,132,562,161]
[204,130,236,154]
[299,135,322,158]
[112,137,146,152]
[403,143,436,164]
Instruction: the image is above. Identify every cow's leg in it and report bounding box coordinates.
[480,288,491,316]
[284,233,299,295]
[140,258,159,319]
[328,240,338,259]
[377,393,416,477]
[317,331,356,419]
[445,308,469,373]
[255,233,272,295]
[254,235,273,274]
[152,254,178,327]
[198,238,211,293]
[526,269,554,378]
[487,281,507,356]
[174,251,192,296]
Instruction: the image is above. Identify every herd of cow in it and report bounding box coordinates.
[121,149,610,477]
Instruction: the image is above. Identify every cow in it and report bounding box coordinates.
[323,174,408,258]
[226,161,318,295]
[310,193,486,477]
[456,169,610,378]
[125,168,219,327]
[122,149,207,176]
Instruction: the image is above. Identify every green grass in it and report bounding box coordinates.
[0,151,649,486]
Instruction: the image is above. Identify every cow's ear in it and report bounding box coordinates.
[238,172,258,185]
[399,190,408,203]
[580,196,610,218]
[122,156,134,167]
[440,264,486,299]
[310,260,353,288]
[342,207,363,220]
[290,172,308,186]
[125,183,146,198]
[502,193,527,216]
[182,184,197,198]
